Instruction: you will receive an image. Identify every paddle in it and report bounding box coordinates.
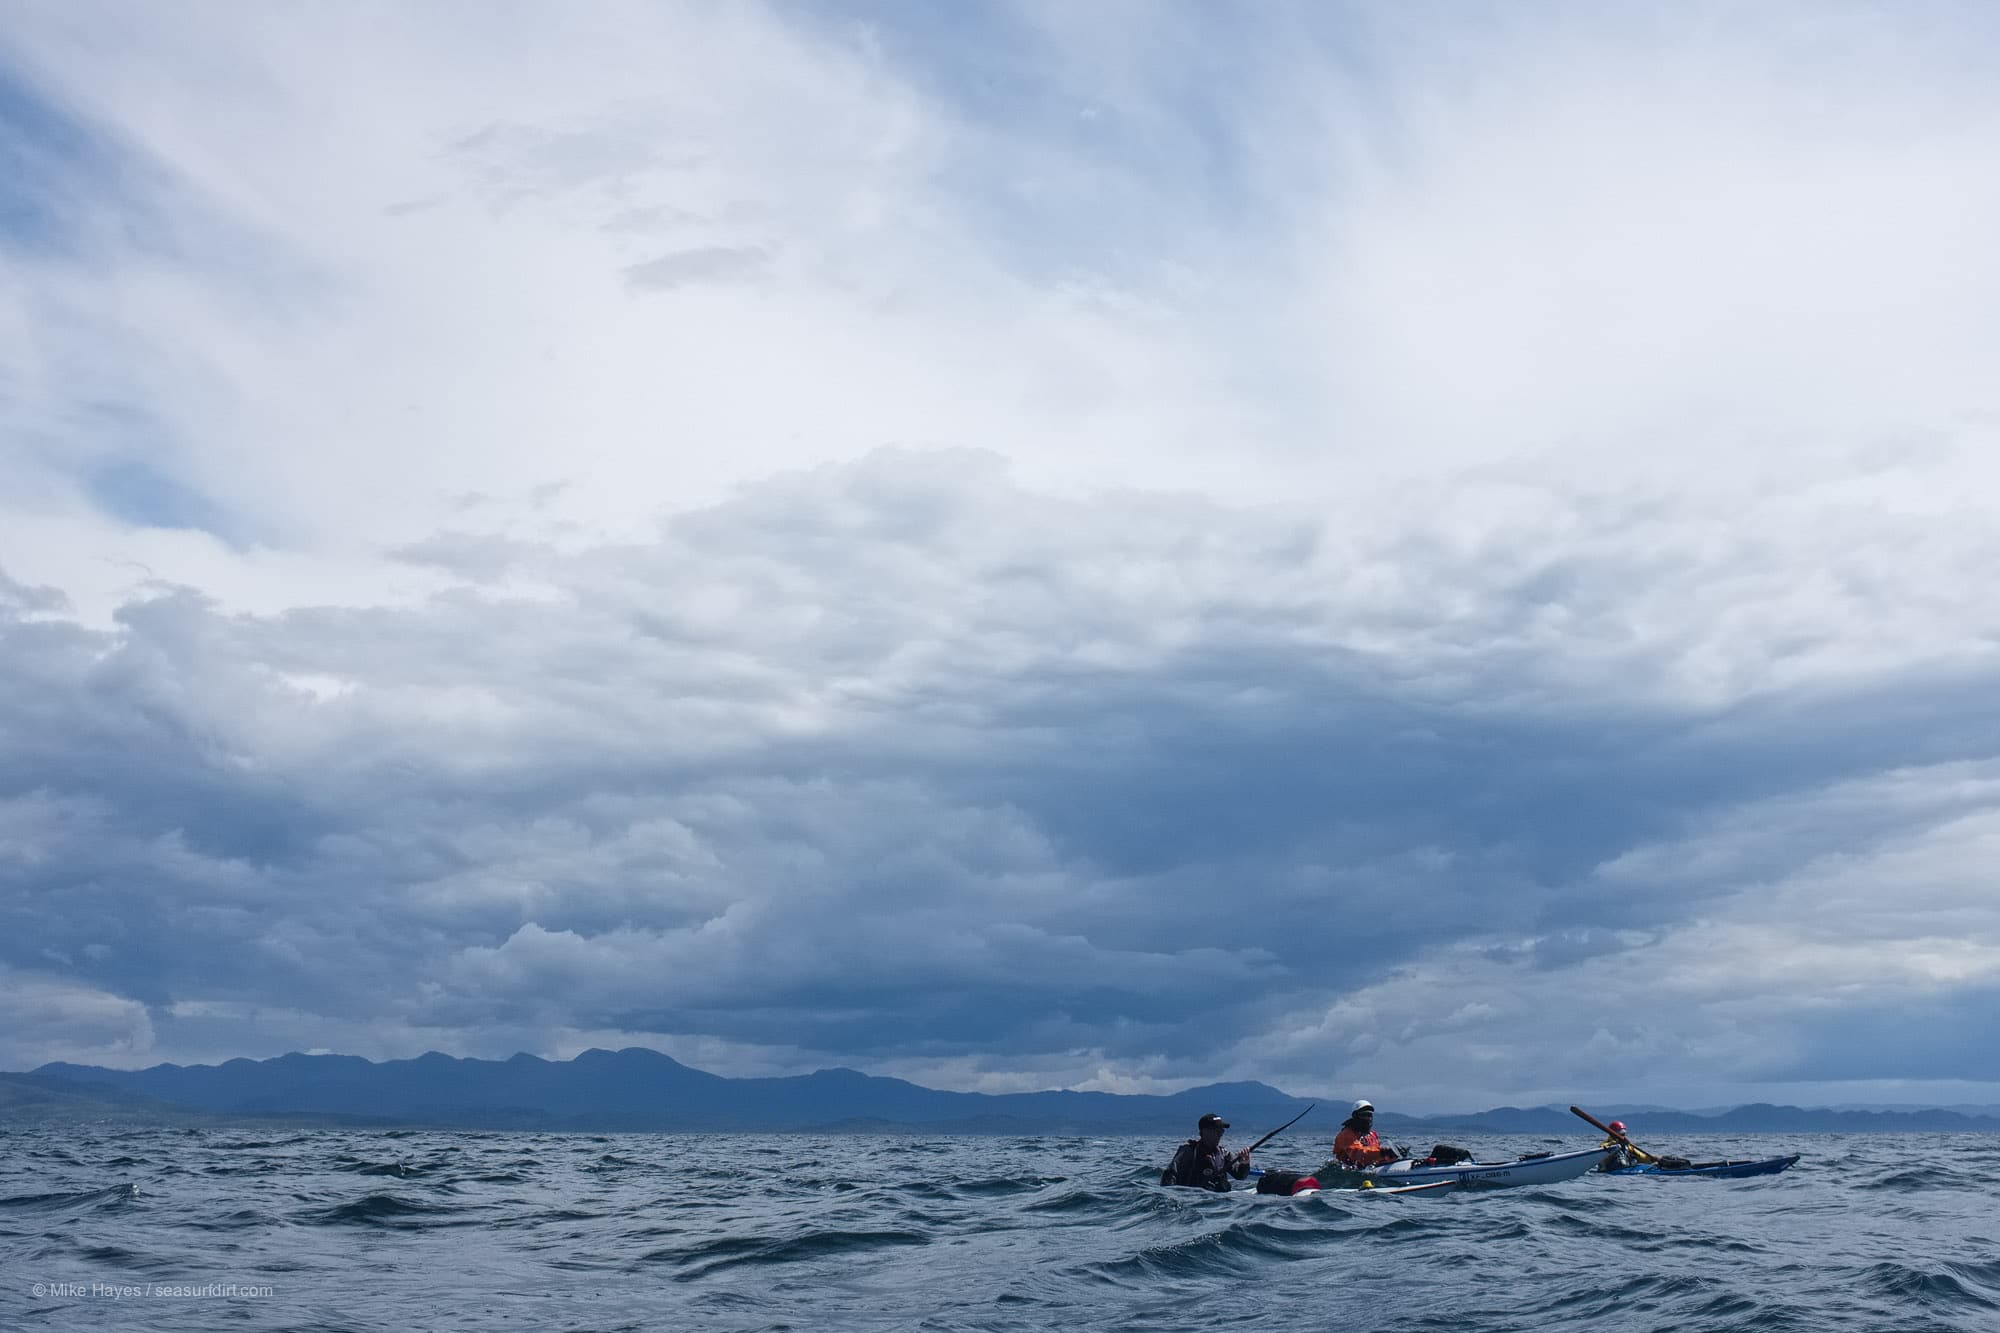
[1241,1103,1315,1156]
[1569,1105,1657,1163]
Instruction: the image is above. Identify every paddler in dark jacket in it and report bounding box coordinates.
[1161,1113,1252,1191]
[1330,1099,1400,1168]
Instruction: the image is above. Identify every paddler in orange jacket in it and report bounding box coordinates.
[1331,1099,1401,1168]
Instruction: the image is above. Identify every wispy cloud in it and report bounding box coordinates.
[623,246,770,292]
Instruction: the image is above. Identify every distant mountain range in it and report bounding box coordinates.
[10,1049,2000,1136]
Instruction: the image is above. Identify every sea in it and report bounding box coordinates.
[3,1127,1995,1331]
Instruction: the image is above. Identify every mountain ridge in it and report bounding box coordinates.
[15,1049,2000,1135]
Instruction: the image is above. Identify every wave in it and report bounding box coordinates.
[340,1161,422,1177]
[654,1228,930,1281]
[193,1207,287,1231]
[1870,1168,1949,1189]
[0,1183,138,1212]
[1084,1217,1331,1285]
[306,1193,473,1228]
[586,1153,647,1170]
[1859,1260,2000,1312]
[946,1174,1071,1197]
[212,1135,314,1150]
[1023,1185,1113,1215]
[5,1129,1996,1333]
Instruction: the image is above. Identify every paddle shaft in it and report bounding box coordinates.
[1569,1105,1657,1163]
[1242,1103,1314,1156]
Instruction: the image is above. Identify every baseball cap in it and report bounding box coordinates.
[1197,1113,1230,1131]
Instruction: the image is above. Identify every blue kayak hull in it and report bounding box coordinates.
[1608,1154,1799,1179]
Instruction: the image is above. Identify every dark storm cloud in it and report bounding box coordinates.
[3,451,1998,1094]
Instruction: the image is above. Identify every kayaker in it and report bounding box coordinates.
[1600,1119,1637,1168]
[1331,1099,1401,1168]
[1160,1113,1253,1191]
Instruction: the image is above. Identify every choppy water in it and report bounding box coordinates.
[3,1127,1996,1331]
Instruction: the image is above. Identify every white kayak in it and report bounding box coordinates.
[1311,1146,1612,1190]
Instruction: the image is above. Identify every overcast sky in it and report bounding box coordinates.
[3,1,1998,1113]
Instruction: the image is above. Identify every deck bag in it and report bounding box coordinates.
[1255,1171,1307,1195]
[1422,1144,1473,1166]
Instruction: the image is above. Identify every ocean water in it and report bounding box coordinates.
[3,1127,1996,1331]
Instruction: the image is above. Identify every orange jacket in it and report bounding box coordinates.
[1332,1126,1395,1167]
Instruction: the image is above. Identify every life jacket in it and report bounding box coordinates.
[1161,1139,1240,1192]
[1332,1125,1394,1167]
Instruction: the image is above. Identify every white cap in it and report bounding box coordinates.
[1353,1099,1373,1112]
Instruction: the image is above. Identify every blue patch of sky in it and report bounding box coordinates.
[0,45,328,307]
[85,458,234,538]
[0,54,117,256]
[59,400,243,543]
[0,50,214,267]
[774,1,1304,285]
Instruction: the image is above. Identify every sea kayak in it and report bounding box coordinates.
[1605,1154,1800,1179]
[1310,1146,1613,1190]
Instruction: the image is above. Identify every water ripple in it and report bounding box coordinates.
[2,1127,1993,1332]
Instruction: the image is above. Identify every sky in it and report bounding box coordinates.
[2,0,1999,1114]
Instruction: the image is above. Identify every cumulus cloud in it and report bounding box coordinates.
[4,450,1999,1104]
[0,967,155,1070]
[2,2,1998,1105]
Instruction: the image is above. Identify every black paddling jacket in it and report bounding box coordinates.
[1161,1140,1248,1192]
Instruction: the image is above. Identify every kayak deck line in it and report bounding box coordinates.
[1239,1146,1613,1193]
[1320,1146,1612,1190]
